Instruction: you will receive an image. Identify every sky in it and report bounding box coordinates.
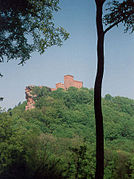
[0,0,134,110]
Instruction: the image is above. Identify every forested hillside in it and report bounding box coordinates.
[0,87,134,179]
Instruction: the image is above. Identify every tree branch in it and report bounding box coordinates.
[104,19,123,34]
[104,11,133,34]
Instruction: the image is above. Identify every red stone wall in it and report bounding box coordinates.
[73,80,83,88]
[56,83,65,89]
[51,88,57,91]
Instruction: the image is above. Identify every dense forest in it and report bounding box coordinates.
[0,87,134,179]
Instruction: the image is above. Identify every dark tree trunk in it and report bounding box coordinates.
[94,1,105,179]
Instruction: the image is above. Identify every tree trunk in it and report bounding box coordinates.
[94,2,105,179]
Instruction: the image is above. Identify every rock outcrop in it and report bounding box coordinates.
[25,86,36,111]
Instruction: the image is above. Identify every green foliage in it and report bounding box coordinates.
[69,145,95,179]
[104,149,132,179]
[0,114,28,175]
[0,0,69,63]
[32,86,51,99]
[1,87,134,178]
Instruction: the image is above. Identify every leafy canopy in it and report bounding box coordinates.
[1,87,134,178]
[103,0,134,34]
[0,0,69,64]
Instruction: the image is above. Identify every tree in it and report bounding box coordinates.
[0,0,69,64]
[0,0,69,101]
[94,0,134,178]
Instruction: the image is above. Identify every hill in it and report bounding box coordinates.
[0,87,134,179]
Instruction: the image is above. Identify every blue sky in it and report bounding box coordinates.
[0,0,134,110]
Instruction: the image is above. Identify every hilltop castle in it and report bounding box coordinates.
[25,75,83,110]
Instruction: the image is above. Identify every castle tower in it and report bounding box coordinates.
[64,75,83,89]
[64,75,74,89]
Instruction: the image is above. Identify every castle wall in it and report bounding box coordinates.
[56,83,65,89]
[73,80,83,88]
[51,88,57,91]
